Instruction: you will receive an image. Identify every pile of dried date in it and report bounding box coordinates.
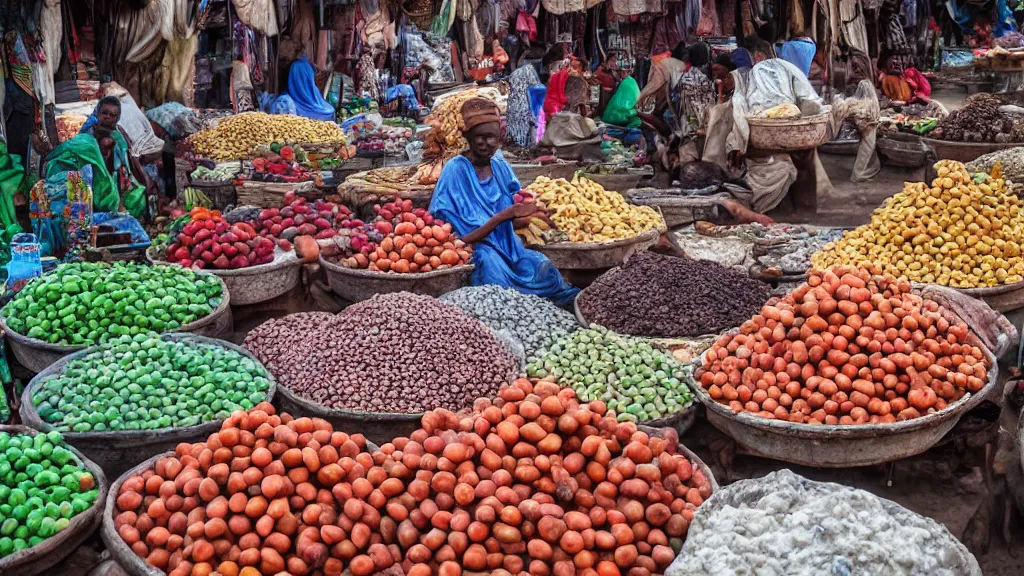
[578,252,771,338]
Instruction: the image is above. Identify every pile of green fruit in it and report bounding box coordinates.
[525,327,694,422]
[2,262,223,346]
[32,334,272,432]
[0,430,99,558]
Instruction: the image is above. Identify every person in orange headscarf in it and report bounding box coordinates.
[878,52,930,103]
[428,98,579,305]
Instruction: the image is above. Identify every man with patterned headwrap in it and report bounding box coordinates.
[429,98,579,306]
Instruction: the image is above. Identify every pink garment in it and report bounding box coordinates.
[544,68,569,117]
[903,67,931,100]
[516,11,537,41]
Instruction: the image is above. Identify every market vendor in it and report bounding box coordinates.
[701,57,830,214]
[80,96,158,208]
[44,125,148,220]
[637,42,716,170]
[430,98,579,306]
[595,53,621,115]
[711,54,737,102]
[877,52,931,104]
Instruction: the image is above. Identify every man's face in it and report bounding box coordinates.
[98,103,120,128]
[711,63,730,80]
[467,122,501,160]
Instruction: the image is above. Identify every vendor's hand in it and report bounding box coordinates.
[503,202,539,220]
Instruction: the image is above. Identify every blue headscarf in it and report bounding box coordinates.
[731,48,754,70]
[285,56,335,121]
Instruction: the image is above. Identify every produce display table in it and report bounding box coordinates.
[626,188,727,229]
[148,249,301,306]
[320,255,473,302]
[19,334,276,478]
[876,131,934,168]
[0,275,233,374]
[927,280,1024,314]
[694,334,999,468]
[510,162,577,184]
[235,180,317,207]
[532,228,660,270]
[921,137,1020,164]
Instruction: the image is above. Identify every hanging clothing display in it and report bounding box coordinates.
[696,0,721,36]
[40,0,60,105]
[684,0,701,36]
[118,0,169,63]
[231,61,257,113]
[879,0,910,55]
[362,0,397,50]
[542,0,586,13]
[506,65,542,147]
[652,4,685,55]
[156,35,198,104]
[232,0,280,36]
[610,0,667,18]
[839,0,870,55]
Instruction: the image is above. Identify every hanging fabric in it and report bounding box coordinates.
[839,0,869,54]
[609,0,667,18]
[40,0,61,105]
[155,35,198,104]
[696,0,721,35]
[232,0,280,36]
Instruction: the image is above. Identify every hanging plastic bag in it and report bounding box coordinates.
[602,77,642,129]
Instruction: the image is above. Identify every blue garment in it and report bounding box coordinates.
[731,48,754,70]
[778,39,816,77]
[385,84,420,111]
[429,152,579,306]
[528,86,547,118]
[285,56,336,120]
[259,92,299,115]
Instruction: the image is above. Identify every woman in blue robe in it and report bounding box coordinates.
[429,98,579,306]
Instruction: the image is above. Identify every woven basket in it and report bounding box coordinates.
[405,0,433,30]
[187,181,237,210]
[173,157,195,199]
[236,180,318,208]
[747,111,832,152]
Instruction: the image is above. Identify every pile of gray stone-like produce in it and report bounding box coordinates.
[440,284,579,358]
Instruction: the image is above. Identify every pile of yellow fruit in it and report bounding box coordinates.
[188,112,346,160]
[425,90,492,159]
[526,175,666,243]
[812,160,1024,288]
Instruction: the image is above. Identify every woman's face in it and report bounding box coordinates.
[466,122,501,162]
[98,103,120,128]
[711,63,731,81]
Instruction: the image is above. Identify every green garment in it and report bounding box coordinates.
[602,76,642,129]
[45,133,145,219]
[0,142,25,254]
